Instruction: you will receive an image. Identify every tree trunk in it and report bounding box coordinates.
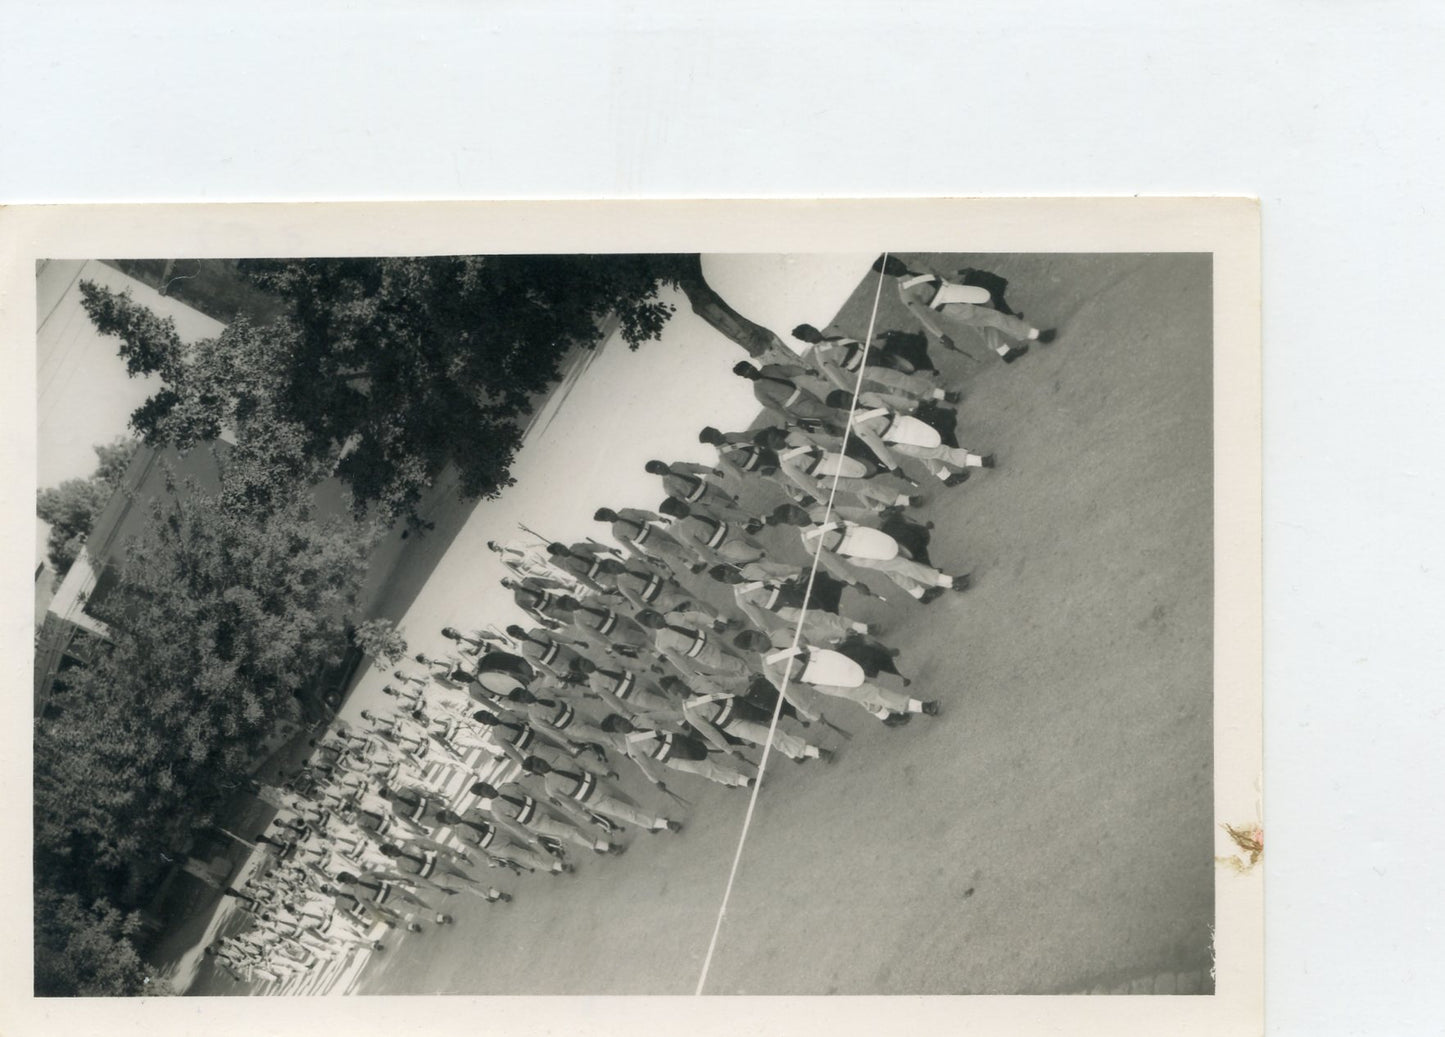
[670,255,787,360]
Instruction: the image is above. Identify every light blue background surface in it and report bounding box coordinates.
[3,3,1442,1032]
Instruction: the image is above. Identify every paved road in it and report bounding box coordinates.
[289,252,1214,996]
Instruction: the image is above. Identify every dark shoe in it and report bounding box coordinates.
[881,713,912,728]
[1003,345,1029,363]
[943,470,970,488]
[818,748,837,764]
[952,574,971,592]
[372,940,386,951]
[1036,328,1057,344]
[921,700,941,717]
[980,454,996,469]
[919,587,945,605]
[944,390,963,404]
[665,820,684,834]
[407,922,424,933]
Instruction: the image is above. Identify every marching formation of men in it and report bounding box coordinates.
[209,256,1057,990]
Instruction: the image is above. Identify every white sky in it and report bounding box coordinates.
[35,260,224,568]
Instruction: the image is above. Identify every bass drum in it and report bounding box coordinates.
[881,415,942,449]
[835,524,900,561]
[472,670,525,697]
[800,648,866,689]
[811,452,870,480]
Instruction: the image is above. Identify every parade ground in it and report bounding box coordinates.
[198,250,1214,997]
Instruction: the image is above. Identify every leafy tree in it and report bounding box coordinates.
[80,255,787,527]
[34,466,377,906]
[354,617,408,668]
[93,436,140,487]
[36,437,139,578]
[33,889,154,997]
[78,281,184,379]
[36,477,110,575]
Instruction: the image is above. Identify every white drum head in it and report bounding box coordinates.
[801,649,866,689]
[838,525,900,561]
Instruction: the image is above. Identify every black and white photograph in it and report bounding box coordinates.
[11,200,1260,1014]
[4,200,1261,1035]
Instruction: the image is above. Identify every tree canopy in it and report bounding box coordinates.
[353,617,409,669]
[36,471,374,885]
[36,437,139,578]
[80,255,786,527]
[33,890,156,997]
[34,464,377,992]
